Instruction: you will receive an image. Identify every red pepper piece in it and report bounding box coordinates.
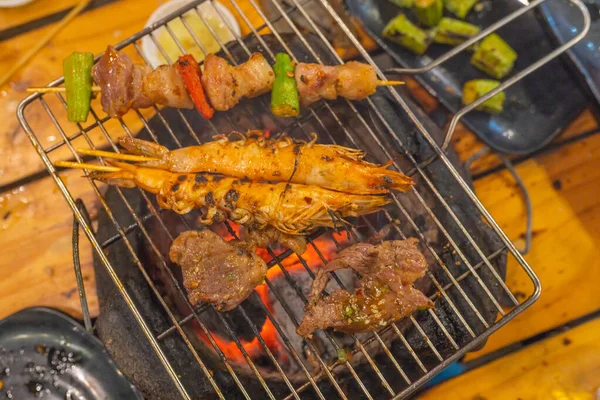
[176,54,214,119]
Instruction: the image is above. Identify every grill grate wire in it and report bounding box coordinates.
[17,0,590,398]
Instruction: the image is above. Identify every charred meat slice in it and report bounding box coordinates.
[170,228,306,311]
[170,230,267,311]
[297,238,433,337]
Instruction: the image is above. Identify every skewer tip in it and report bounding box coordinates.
[377,80,405,87]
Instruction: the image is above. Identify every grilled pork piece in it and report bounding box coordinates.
[201,53,275,111]
[336,61,378,101]
[92,46,193,117]
[297,238,433,337]
[91,46,136,118]
[295,63,339,107]
[170,230,267,311]
[170,228,306,311]
[295,61,378,107]
[142,64,194,110]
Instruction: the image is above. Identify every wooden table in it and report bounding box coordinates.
[0,0,599,398]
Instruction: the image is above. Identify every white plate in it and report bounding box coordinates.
[141,0,241,68]
[0,0,35,7]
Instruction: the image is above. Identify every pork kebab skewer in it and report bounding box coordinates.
[28,46,404,122]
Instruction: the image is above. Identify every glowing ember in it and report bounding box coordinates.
[197,222,348,365]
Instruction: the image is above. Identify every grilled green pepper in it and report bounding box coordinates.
[382,14,433,55]
[434,17,480,46]
[444,0,479,19]
[462,79,505,114]
[63,52,94,123]
[471,34,517,79]
[388,0,413,7]
[414,0,443,27]
[271,52,299,117]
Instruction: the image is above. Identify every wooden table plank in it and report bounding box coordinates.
[420,317,600,399]
[0,0,81,33]
[464,132,600,360]
[0,168,99,320]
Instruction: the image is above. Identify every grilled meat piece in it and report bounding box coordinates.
[92,46,192,117]
[130,65,153,109]
[170,230,267,311]
[170,228,307,311]
[295,61,378,107]
[201,53,275,111]
[142,64,194,110]
[297,238,433,337]
[295,63,339,107]
[92,46,135,118]
[336,61,378,101]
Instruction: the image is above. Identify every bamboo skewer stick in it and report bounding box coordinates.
[0,0,91,88]
[376,80,405,87]
[55,160,121,172]
[26,86,101,93]
[28,81,404,93]
[76,148,158,162]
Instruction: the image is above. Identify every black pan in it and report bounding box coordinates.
[347,0,588,154]
[0,307,142,400]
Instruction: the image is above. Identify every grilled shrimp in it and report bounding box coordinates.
[91,162,389,235]
[117,130,414,195]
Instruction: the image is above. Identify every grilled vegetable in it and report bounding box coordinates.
[471,34,517,79]
[271,52,300,117]
[414,0,443,27]
[434,17,480,46]
[462,79,505,114]
[63,52,94,123]
[382,14,433,55]
[444,0,479,19]
[388,0,413,7]
[175,54,214,119]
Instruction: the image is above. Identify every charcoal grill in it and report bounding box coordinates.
[17,0,589,398]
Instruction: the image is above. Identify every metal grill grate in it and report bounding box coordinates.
[17,0,589,398]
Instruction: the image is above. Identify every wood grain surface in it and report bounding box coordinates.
[420,317,600,399]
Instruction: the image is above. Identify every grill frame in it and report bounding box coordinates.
[17,0,589,398]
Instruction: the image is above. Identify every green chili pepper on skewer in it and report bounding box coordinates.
[462,79,505,114]
[271,53,300,117]
[63,52,94,123]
